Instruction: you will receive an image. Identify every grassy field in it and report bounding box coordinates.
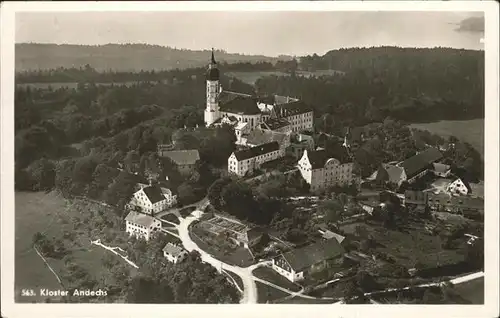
[452,276,484,304]
[16,81,144,90]
[255,281,290,303]
[252,266,302,292]
[340,220,465,269]
[409,119,484,157]
[15,191,130,303]
[227,69,343,85]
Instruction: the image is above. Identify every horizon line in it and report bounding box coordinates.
[15,42,485,58]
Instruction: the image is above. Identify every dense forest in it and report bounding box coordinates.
[15,46,484,200]
[15,43,290,72]
[258,47,484,128]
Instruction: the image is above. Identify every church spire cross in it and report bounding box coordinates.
[211,48,216,64]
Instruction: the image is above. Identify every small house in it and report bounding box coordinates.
[271,239,345,282]
[163,243,188,264]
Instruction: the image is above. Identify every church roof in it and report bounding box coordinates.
[206,49,219,81]
[233,141,279,161]
[261,118,291,130]
[220,95,261,115]
[274,100,313,117]
[305,149,331,169]
[218,91,253,105]
[245,129,288,147]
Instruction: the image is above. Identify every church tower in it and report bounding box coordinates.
[204,49,221,127]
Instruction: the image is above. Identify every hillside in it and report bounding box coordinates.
[15,43,290,72]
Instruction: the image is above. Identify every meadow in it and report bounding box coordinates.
[227,69,343,85]
[15,191,129,303]
[409,119,484,157]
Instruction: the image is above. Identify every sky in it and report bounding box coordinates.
[16,11,484,56]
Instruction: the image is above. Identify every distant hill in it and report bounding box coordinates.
[15,43,291,72]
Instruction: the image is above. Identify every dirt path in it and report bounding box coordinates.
[33,245,64,286]
[90,239,139,269]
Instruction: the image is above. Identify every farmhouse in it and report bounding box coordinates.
[271,239,345,282]
[447,178,471,196]
[317,224,345,244]
[432,162,451,178]
[227,141,283,176]
[400,147,444,183]
[368,147,443,186]
[368,164,406,186]
[128,185,176,215]
[158,149,200,176]
[125,211,161,241]
[297,149,355,192]
[404,190,428,207]
[163,243,188,264]
[428,193,484,215]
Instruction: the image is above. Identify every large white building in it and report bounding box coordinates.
[125,211,161,241]
[228,141,283,177]
[203,50,314,135]
[128,185,177,215]
[298,149,356,192]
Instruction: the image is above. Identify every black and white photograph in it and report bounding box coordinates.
[1,1,499,318]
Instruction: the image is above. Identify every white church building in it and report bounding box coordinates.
[203,50,314,138]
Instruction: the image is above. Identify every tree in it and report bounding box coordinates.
[318,199,344,225]
[207,177,232,209]
[25,158,56,191]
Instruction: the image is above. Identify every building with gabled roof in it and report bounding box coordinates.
[446,178,472,196]
[158,149,200,176]
[400,147,443,182]
[259,118,292,133]
[128,185,177,215]
[297,149,356,192]
[428,193,483,216]
[242,129,291,150]
[125,211,161,241]
[163,243,188,264]
[271,239,345,282]
[228,141,282,176]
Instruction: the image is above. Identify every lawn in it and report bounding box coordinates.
[227,69,343,85]
[451,277,484,304]
[223,270,244,292]
[339,220,465,270]
[189,224,255,267]
[179,206,196,218]
[15,191,133,302]
[15,192,69,302]
[252,266,301,292]
[255,281,290,303]
[409,119,484,157]
[274,297,337,304]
